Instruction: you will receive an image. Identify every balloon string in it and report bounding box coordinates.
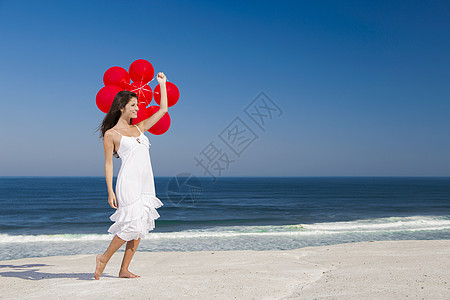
[148,76,170,83]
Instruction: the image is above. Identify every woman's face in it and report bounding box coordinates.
[122,97,139,119]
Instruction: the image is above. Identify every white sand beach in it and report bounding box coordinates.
[0,240,448,299]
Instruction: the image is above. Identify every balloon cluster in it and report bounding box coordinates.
[96,59,180,135]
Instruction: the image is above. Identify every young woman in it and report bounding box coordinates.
[94,72,168,280]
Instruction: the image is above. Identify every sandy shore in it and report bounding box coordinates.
[0,240,448,299]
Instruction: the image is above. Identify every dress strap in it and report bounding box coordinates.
[111,129,123,136]
[134,124,143,134]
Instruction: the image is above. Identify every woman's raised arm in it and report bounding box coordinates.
[139,72,168,132]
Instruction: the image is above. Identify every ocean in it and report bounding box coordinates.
[0,176,449,261]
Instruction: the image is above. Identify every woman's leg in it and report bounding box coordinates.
[119,237,141,278]
[95,234,126,280]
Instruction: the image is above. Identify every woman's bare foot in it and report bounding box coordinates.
[94,254,108,280]
[119,269,141,278]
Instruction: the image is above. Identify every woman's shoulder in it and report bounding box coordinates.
[104,128,118,139]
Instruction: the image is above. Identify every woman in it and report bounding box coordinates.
[94,72,168,280]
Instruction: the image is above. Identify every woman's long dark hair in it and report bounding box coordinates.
[96,90,138,139]
[95,91,138,158]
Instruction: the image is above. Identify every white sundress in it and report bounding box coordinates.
[107,124,164,241]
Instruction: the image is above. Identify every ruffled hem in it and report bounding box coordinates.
[107,193,164,241]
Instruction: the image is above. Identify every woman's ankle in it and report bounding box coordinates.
[99,254,109,263]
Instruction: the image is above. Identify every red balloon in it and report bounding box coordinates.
[96,85,122,113]
[129,59,154,84]
[146,105,171,135]
[131,103,150,125]
[103,66,130,90]
[154,82,180,107]
[128,81,153,105]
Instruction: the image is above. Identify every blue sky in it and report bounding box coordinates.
[0,0,449,177]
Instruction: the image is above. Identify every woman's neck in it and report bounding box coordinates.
[115,117,132,129]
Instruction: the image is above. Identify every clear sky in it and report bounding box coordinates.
[0,0,449,177]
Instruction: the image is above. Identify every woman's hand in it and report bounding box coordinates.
[108,192,118,209]
[157,72,166,84]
